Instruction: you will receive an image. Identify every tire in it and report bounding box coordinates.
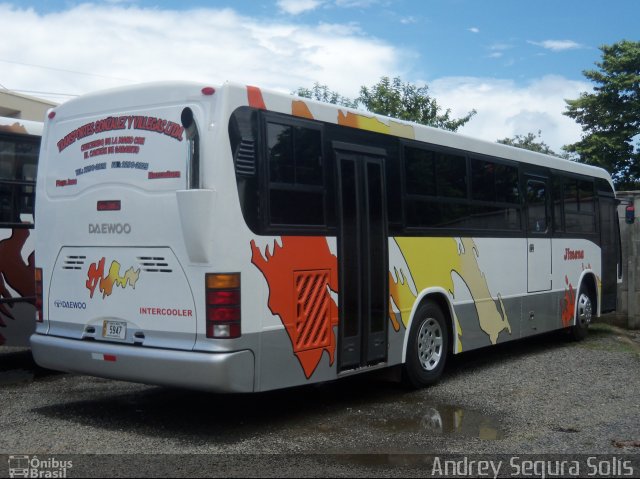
[403,300,449,388]
[569,284,593,341]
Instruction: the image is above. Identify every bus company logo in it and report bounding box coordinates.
[564,248,585,261]
[85,257,140,299]
[89,223,132,235]
[54,299,87,310]
[8,455,73,478]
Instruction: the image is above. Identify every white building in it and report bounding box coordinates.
[0,89,57,121]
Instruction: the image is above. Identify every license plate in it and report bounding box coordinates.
[102,320,127,340]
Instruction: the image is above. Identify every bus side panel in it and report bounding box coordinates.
[0,227,35,347]
[389,237,525,355]
[551,238,602,322]
[250,236,340,391]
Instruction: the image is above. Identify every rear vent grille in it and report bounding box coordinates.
[137,257,172,273]
[62,255,86,270]
[235,139,256,176]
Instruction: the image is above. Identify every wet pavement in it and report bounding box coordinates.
[0,325,639,476]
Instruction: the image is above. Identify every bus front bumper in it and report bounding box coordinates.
[30,334,255,393]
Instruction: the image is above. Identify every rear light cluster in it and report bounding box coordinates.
[35,268,43,322]
[205,273,241,339]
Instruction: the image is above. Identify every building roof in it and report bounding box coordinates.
[0,89,58,122]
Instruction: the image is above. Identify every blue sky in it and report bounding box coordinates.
[0,0,638,150]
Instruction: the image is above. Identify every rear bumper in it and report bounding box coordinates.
[30,334,255,393]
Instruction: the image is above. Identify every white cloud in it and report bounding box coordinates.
[334,0,381,7]
[400,16,418,25]
[468,27,480,33]
[0,4,591,152]
[0,3,407,101]
[277,0,324,15]
[528,40,583,52]
[430,75,590,152]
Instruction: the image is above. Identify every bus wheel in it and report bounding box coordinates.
[403,300,449,388]
[570,285,593,341]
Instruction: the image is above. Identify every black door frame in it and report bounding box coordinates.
[334,141,389,371]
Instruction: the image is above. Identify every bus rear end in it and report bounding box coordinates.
[31,82,254,392]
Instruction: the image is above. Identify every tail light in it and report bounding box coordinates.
[35,268,43,322]
[205,273,240,338]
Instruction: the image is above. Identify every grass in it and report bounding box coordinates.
[580,323,640,358]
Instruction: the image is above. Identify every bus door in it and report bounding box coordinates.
[524,174,552,293]
[334,142,388,371]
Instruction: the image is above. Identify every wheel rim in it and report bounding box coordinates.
[417,317,443,371]
[577,293,593,327]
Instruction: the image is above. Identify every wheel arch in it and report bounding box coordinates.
[401,288,458,364]
[576,270,599,324]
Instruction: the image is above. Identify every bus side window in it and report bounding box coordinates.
[0,139,16,223]
[266,120,325,228]
[0,137,38,225]
[526,179,547,233]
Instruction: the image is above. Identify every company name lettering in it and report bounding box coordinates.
[57,115,184,152]
[564,248,585,260]
[89,223,132,234]
[148,170,181,179]
[140,307,193,317]
[54,300,87,309]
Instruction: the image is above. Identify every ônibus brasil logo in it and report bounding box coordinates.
[85,257,140,299]
[8,455,72,478]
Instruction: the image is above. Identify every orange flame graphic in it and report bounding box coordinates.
[561,275,576,328]
[86,257,140,299]
[251,237,338,379]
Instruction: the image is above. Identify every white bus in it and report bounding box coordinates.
[31,82,621,392]
[0,117,41,347]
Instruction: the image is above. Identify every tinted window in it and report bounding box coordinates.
[0,136,38,225]
[559,176,596,234]
[552,176,564,232]
[405,147,435,196]
[526,180,547,233]
[436,151,466,198]
[564,179,578,212]
[472,158,519,204]
[578,180,594,213]
[268,123,294,183]
[266,120,324,227]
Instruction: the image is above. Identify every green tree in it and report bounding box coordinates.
[497,130,559,156]
[358,76,475,132]
[563,40,640,189]
[295,76,476,132]
[294,82,357,108]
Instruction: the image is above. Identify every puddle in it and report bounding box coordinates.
[314,398,505,442]
[369,403,504,440]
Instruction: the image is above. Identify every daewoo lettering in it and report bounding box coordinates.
[89,223,131,234]
[54,300,87,310]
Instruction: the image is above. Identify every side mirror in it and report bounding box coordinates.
[626,204,635,224]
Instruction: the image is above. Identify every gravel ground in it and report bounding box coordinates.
[0,320,638,476]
